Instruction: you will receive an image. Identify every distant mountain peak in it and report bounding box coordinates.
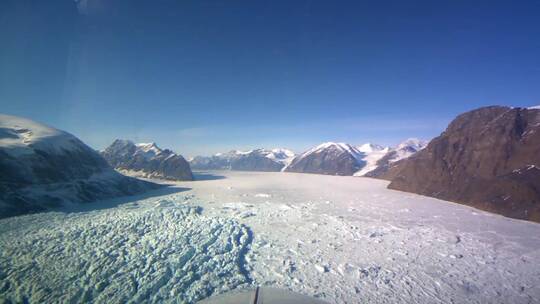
[190,147,296,172]
[135,142,164,157]
[102,139,192,181]
[307,142,362,158]
[112,138,134,145]
[392,138,428,155]
[397,138,427,150]
[285,142,364,175]
[136,142,158,148]
[357,143,385,153]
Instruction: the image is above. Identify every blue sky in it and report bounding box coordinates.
[1,0,540,156]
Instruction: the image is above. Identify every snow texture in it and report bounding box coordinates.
[2,171,540,303]
[0,199,252,303]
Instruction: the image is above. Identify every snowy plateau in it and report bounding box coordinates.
[1,171,540,303]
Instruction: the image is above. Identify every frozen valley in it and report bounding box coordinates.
[1,171,540,303]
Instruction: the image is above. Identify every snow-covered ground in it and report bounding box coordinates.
[2,171,540,303]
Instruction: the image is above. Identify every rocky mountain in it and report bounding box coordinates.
[283,140,426,177]
[189,153,233,170]
[381,106,540,222]
[284,142,365,175]
[0,114,160,218]
[363,138,427,178]
[230,149,295,171]
[189,148,295,172]
[102,140,193,181]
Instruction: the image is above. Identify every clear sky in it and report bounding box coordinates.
[1,0,539,156]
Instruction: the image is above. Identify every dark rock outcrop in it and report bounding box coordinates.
[384,106,540,222]
[0,114,160,218]
[102,140,193,181]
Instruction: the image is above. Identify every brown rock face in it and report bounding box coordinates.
[386,106,540,222]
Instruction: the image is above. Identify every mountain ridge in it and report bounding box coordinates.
[379,106,540,222]
[190,148,295,172]
[102,139,193,181]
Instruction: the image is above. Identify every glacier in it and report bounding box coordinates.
[1,171,540,303]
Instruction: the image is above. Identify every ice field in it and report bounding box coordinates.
[1,171,540,303]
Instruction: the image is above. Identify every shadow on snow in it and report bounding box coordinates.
[193,171,227,181]
[61,185,191,214]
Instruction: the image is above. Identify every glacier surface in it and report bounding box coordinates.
[2,171,540,303]
[0,199,252,303]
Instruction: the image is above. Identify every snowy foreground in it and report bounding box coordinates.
[2,172,540,303]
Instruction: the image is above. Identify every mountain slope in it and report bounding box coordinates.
[102,140,193,181]
[384,106,540,222]
[0,114,160,218]
[284,142,365,175]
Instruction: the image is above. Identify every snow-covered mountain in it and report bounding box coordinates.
[190,148,295,172]
[394,138,428,159]
[102,140,193,181]
[283,139,427,177]
[284,142,365,176]
[189,153,232,170]
[0,114,160,218]
[357,143,385,154]
[363,138,428,177]
[354,143,391,176]
[265,148,296,165]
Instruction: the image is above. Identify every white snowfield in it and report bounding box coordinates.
[2,171,540,303]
